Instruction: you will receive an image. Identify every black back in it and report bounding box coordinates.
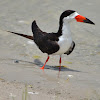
[32,21,60,55]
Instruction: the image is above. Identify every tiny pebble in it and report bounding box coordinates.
[18,20,25,23]
[14,60,19,63]
[27,41,34,45]
[40,65,43,67]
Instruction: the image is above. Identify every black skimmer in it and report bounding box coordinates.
[7,10,95,71]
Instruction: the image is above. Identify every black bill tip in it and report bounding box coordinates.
[83,18,95,25]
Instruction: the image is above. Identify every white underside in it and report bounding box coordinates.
[53,21,72,55]
[53,37,72,55]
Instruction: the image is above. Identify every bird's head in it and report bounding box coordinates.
[60,10,95,25]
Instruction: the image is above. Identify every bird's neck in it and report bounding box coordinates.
[57,19,71,38]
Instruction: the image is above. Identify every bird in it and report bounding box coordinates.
[7,10,95,71]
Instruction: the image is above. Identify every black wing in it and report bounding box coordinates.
[32,20,60,55]
[64,41,75,55]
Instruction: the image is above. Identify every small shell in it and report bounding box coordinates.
[67,75,73,78]
[9,93,16,97]
[28,92,39,95]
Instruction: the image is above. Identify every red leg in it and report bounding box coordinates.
[40,55,50,70]
[59,55,61,71]
[58,55,62,78]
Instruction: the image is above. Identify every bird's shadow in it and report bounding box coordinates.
[34,59,80,72]
[8,58,80,72]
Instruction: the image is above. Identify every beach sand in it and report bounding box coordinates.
[0,0,100,100]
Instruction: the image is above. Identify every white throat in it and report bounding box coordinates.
[62,19,71,38]
[61,11,79,39]
[54,20,72,55]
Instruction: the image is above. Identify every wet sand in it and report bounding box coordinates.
[0,0,100,100]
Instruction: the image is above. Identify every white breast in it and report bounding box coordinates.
[53,20,72,55]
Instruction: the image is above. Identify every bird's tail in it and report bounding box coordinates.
[7,31,33,40]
